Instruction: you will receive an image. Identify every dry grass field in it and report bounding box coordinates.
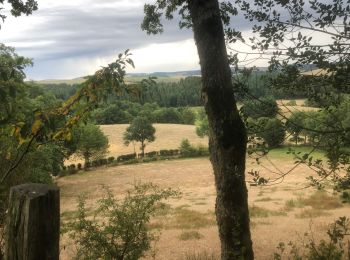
[101,124,207,158]
[67,100,317,164]
[276,99,319,118]
[60,103,344,259]
[66,124,208,164]
[58,121,349,259]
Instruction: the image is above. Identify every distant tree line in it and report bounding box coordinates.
[91,101,196,125]
[36,72,312,109]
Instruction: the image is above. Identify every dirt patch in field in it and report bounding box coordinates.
[58,154,349,259]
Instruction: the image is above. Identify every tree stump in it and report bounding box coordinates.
[5,183,60,260]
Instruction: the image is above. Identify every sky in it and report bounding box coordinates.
[1,0,331,80]
[1,0,202,80]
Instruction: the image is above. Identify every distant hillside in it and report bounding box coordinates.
[35,77,86,85]
[34,70,202,85]
[128,70,201,77]
[32,65,318,85]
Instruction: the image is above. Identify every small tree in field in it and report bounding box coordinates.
[73,124,109,165]
[123,117,155,157]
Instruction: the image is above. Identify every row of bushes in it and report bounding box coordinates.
[60,142,209,176]
[60,157,116,176]
[122,150,182,160]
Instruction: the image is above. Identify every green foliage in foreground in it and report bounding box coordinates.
[273,217,350,260]
[64,183,178,260]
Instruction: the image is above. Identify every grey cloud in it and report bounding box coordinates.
[10,3,193,62]
[4,0,255,79]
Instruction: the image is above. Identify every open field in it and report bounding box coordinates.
[67,124,207,164]
[101,124,207,157]
[58,148,349,259]
[67,99,318,164]
[34,73,194,85]
[276,99,319,118]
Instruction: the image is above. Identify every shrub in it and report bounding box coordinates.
[64,184,178,260]
[179,139,199,157]
[84,161,91,169]
[159,149,179,156]
[122,159,139,165]
[256,117,286,148]
[179,107,196,124]
[99,158,108,165]
[195,109,209,137]
[196,144,209,156]
[117,153,137,162]
[145,151,158,158]
[142,157,157,163]
[241,97,279,119]
[77,163,82,170]
[66,164,78,175]
[91,160,99,167]
[107,156,115,164]
[273,217,349,260]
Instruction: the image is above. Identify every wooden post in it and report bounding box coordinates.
[5,183,60,260]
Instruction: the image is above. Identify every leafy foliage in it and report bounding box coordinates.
[64,183,178,260]
[285,112,307,145]
[123,117,156,157]
[273,217,350,260]
[0,0,38,25]
[251,117,286,148]
[241,96,279,119]
[195,109,209,138]
[72,124,109,164]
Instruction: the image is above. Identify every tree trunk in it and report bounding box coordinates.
[83,152,90,166]
[188,1,254,259]
[141,141,145,158]
[5,183,60,260]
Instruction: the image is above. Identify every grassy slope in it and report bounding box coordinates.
[66,124,208,164]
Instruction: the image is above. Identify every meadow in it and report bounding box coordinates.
[59,120,348,259]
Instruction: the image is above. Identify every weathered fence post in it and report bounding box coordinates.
[5,183,60,260]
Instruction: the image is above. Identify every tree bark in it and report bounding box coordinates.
[141,141,145,157]
[5,183,60,260]
[187,0,254,259]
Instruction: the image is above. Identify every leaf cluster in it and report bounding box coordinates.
[64,183,179,260]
